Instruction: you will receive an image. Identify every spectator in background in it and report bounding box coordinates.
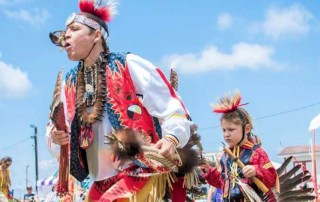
[0,156,12,201]
[23,186,38,202]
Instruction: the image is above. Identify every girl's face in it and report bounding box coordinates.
[221,119,251,147]
[64,22,98,61]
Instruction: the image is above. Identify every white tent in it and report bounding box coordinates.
[36,175,58,201]
[37,175,58,187]
[309,113,320,131]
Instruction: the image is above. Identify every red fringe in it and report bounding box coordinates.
[57,145,69,196]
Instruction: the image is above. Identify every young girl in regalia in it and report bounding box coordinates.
[200,91,277,201]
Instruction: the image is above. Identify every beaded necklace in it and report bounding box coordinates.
[76,52,107,149]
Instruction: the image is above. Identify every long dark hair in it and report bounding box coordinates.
[0,156,12,165]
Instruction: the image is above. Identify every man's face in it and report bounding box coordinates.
[64,22,98,61]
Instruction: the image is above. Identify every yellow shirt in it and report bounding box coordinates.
[0,167,10,198]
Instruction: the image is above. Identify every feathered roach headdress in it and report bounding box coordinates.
[79,0,117,22]
[212,90,247,114]
[50,0,118,47]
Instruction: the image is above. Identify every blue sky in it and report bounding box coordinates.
[1,0,320,197]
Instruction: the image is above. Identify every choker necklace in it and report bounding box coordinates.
[76,52,107,149]
[83,61,98,106]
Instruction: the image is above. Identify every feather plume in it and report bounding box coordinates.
[50,70,66,132]
[279,195,316,202]
[276,156,292,176]
[79,0,118,22]
[282,171,309,186]
[105,128,143,160]
[213,90,247,113]
[237,179,263,202]
[279,164,301,183]
[170,68,178,91]
[197,156,209,166]
[187,185,206,197]
[280,174,312,193]
[184,130,201,149]
[50,70,62,111]
[278,188,313,201]
[176,147,199,174]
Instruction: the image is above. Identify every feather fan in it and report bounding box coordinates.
[237,179,263,202]
[49,70,69,197]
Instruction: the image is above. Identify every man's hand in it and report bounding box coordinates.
[153,138,176,160]
[51,129,70,145]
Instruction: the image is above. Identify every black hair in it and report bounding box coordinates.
[0,156,12,165]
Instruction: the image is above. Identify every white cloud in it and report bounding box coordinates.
[4,8,49,26]
[163,42,278,74]
[217,13,233,30]
[39,159,58,170]
[0,60,32,99]
[262,4,313,39]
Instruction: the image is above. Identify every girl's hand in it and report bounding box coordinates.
[242,165,257,178]
[198,160,211,174]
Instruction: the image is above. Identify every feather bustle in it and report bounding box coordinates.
[276,156,293,176]
[275,156,316,201]
[278,188,313,201]
[279,164,301,182]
